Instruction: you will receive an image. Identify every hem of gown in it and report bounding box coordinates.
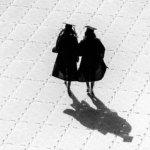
[52,75,78,81]
[77,79,101,82]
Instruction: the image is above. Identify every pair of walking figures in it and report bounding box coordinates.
[52,23,107,96]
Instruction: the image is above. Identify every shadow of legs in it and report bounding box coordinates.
[64,90,133,142]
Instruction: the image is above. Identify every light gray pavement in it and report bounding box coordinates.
[0,0,150,149]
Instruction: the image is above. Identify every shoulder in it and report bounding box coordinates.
[95,38,101,43]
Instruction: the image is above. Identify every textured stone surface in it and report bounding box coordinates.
[0,0,150,150]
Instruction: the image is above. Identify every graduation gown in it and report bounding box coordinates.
[52,33,78,81]
[77,37,107,82]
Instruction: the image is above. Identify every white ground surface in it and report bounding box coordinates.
[0,0,150,150]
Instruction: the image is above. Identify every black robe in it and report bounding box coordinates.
[52,33,78,81]
[77,37,107,82]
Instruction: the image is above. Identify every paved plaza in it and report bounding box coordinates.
[0,0,150,149]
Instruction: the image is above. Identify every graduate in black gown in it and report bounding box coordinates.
[77,26,107,95]
[52,23,79,95]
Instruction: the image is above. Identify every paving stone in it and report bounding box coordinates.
[108,52,137,71]
[0,120,15,145]
[108,17,135,35]
[0,5,8,16]
[118,1,146,18]
[143,39,150,55]
[76,0,103,14]
[21,8,49,25]
[39,45,57,63]
[0,0,150,149]
[130,18,150,37]
[35,82,65,104]
[0,22,16,39]
[54,0,80,12]
[43,10,71,27]
[143,81,150,94]
[2,60,34,79]
[5,122,40,146]
[112,136,141,150]
[34,0,59,9]
[120,72,149,92]
[0,6,28,23]
[69,84,88,100]
[12,80,44,101]
[103,50,115,65]
[0,0,14,6]
[0,144,26,150]
[25,61,53,81]
[31,124,66,149]
[97,69,126,90]
[20,102,54,124]
[28,147,48,150]
[0,97,7,110]
[8,24,37,41]
[102,32,125,51]
[132,54,150,73]
[0,77,20,98]
[46,104,72,127]
[110,90,139,112]
[0,40,25,60]
[56,128,91,150]
[13,0,36,7]
[118,34,147,54]
[138,135,150,150]
[0,99,30,121]
[127,114,150,136]
[92,88,115,105]
[30,26,58,44]
[89,15,114,34]
[16,42,47,61]
[68,13,93,28]
[96,0,124,16]
[59,92,74,106]
[140,3,150,19]
[83,131,115,150]
[0,59,12,75]
[133,93,150,114]
[128,0,148,3]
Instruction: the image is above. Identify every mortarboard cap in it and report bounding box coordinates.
[85,26,97,31]
[63,23,76,28]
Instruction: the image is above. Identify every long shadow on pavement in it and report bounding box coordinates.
[64,90,133,142]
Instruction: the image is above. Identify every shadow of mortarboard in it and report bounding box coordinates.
[64,90,133,142]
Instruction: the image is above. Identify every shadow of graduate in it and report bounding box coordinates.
[64,90,133,142]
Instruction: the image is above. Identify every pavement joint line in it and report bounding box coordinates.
[0,0,16,17]
[127,73,150,116]
[84,0,106,24]
[24,90,68,150]
[108,32,150,149]
[103,0,150,108]
[0,0,64,102]
[0,0,61,146]
[100,0,128,38]
[136,122,150,150]
[72,0,106,46]
[0,0,41,78]
[0,0,38,42]
[0,0,150,149]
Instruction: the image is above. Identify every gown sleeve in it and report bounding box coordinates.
[96,39,105,58]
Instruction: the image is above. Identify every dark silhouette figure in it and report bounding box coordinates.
[64,90,133,142]
[52,23,79,95]
[77,26,107,95]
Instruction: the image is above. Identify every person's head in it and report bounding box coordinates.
[65,24,73,32]
[64,23,77,37]
[85,26,96,38]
